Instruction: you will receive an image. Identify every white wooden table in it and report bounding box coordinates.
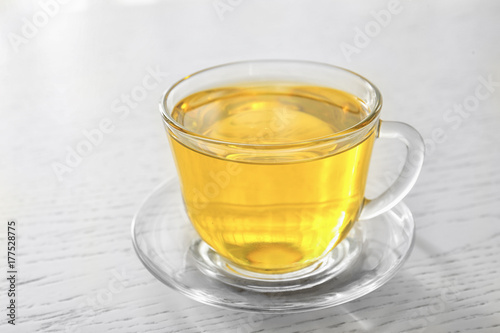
[1,1,499,332]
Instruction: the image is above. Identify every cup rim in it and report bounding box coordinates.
[160,59,382,148]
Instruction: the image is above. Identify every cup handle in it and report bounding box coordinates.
[359,120,425,220]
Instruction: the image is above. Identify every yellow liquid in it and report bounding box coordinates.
[169,83,376,273]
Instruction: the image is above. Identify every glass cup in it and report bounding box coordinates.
[159,60,424,290]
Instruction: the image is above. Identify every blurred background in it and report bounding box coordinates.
[1,0,499,332]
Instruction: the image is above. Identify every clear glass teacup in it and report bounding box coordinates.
[160,60,424,290]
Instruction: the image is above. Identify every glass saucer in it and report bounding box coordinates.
[131,178,415,313]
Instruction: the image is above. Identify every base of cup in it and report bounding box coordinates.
[189,227,363,292]
[132,178,415,313]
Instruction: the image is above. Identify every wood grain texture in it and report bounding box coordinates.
[1,0,499,332]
